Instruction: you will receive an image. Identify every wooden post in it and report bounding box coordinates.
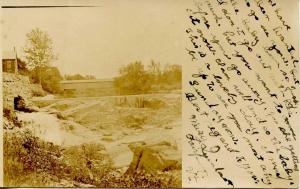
[13,46,18,74]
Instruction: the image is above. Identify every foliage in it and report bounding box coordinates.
[161,64,182,84]
[17,58,31,76]
[114,60,181,95]
[4,130,180,188]
[41,67,63,93]
[30,66,62,93]
[23,28,57,84]
[62,143,113,185]
[4,131,112,187]
[101,170,181,188]
[18,27,62,94]
[30,84,47,97]
[147,60,162,84]
[3,130,64,186]
[3,107,22,128]
[64,74,96,80]
[114,61,152,95]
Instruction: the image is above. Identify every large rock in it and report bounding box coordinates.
[126,141,181,174]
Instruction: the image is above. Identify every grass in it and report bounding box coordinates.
[3,107,22,128]
[4,129,181,187]
[3,130,64,186]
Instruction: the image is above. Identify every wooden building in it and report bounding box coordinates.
[2,50,18,74]
[60,79,117,97]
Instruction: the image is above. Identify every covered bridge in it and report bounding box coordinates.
[60,79,117,97]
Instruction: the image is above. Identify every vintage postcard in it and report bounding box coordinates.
[1,0,183,187]
[0,0,299,188]
[183,0,299,188]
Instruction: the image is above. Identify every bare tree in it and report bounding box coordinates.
[23,28,57,84]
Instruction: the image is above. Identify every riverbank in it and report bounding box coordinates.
[3,91,182,187]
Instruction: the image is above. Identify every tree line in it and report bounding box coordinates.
[114,60,181,95]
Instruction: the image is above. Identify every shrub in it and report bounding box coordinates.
[100,170,181,188]
[30,84,47,97]
[114,62,152,95]
[3,130,64,186]
[3,107,22,128]
[30,66,62,94]
[114,61,182,94]
[3,131,114,187]
[4,131,181,188]
[62,143,114,185]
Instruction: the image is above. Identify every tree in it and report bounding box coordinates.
[114,61,152,95]
[30,66,63,93]
[40,67,63,93]
[161,64,181,84]
[23,28,57,84]
[147,60,161,84]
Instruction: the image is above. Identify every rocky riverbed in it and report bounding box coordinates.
[4,93,182,187]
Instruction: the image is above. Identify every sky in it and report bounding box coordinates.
[1,0,190,79]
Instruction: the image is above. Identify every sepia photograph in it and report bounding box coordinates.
[1,0,187,187]
[3,0,298,188]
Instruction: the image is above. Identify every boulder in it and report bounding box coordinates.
[126,141,181,174]
[14,95,38,113]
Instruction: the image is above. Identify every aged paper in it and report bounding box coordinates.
[1,0,185,187]
[0,0,299,188]
[183,0,299,188]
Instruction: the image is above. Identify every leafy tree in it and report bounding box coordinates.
[23,28,57,84]
[41,67,63,93]
[161,64,181,84]
[30,67,63,94]
[114,62,152,95]
[147,60,161,84]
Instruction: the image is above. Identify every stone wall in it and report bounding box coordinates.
[3,73,33,109]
